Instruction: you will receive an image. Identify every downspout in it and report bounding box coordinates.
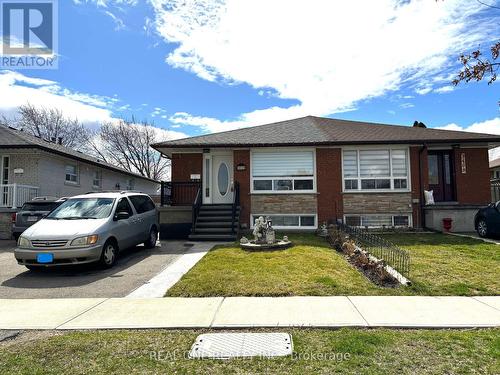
[419,144,427,229]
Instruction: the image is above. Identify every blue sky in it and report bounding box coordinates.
[0,0,499,153]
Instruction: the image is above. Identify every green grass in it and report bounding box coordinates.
[381,233,500,296]
[1,329,498,374]
[166,233,500,297]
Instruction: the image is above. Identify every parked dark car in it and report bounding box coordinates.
[12,197,65,240]
[474,201,500,238]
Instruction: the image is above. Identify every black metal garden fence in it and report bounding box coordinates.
[336,222,411,278]
[491,178,500,202]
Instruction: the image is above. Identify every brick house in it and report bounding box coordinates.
[153,116,500,240]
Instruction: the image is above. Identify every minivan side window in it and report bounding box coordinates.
[129,195,155,214]
[115,198,133,216]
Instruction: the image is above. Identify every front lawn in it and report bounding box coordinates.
[1,328,498,374]
[167,233,500,297]
[381,233,500,296]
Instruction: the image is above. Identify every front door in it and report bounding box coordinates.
[211,154,233,204]
[428,151,455,202]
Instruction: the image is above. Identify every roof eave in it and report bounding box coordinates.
[153,137,500,150]
[0,144,159,183]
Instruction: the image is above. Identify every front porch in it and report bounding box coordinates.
[159,181,241,241]
[423,203,483,233]
[1,184,40,209]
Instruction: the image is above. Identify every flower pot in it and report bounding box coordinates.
[442,217,453,232]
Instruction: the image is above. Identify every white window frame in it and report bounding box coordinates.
[65,164,79,184]
[341,146,411,193]
[250,213,318,229]
[92,169,102,189]
[1,155,10,185]
[343,214,413,228]
[250,148,317,194]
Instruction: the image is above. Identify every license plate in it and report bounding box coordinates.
[37,253,54,263]
[27,216,39,222]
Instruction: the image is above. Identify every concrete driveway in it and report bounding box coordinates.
[0,240,188,299]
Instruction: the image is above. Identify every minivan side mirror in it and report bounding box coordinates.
[114,211,130,221]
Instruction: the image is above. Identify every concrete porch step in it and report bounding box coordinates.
[194,228,238,234]
[198,210,239,216]
[196,216,234,222]
[200,205,237,211]
[188,234,237,241]
[196,221,239,228]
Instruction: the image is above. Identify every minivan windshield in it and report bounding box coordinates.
[46,198,115,220]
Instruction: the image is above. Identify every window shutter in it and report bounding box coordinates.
[252,151,314,177]
[391,150,407,177]
[359,150,390,177]
[343,151,358,177]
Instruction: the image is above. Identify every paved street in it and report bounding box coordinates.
[0,240,188,298]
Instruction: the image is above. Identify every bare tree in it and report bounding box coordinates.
[8,103,89,148]
[87,118,170,181]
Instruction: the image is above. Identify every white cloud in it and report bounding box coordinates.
[104,10,125,30]
[0,70,188,141]
[150,0,497,131]
[73,0,138,7]
[434,85,455,93]
[437,118,500,135]
[436,118,500,160]
[415,86,433,95]
[0,70,115,125]
[399,103,415,109]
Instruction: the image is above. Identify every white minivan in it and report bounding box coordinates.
[15,192,159,270]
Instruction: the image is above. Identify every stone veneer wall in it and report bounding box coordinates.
[251,194,318,215]
[343,193,413,215]
[0,210,15,240]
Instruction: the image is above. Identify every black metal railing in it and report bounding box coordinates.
[231,181,240,234]
[160,181,201,206]
[491,178,500,202]
[336,222,410,278]
[192,186,202,232]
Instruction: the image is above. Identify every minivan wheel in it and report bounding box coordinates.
[477,219,488,238]
[99,241,118,268]
[144,227,158,249]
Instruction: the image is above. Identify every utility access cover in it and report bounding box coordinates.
[189,332,293,359]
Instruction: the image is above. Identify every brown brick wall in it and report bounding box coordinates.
[171,153,203,182]
[251,194,317,215]
[316,148,343,224]
[233,150,251,228]
[343,193,413,214]
[453,147,491,205]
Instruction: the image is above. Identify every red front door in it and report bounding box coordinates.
[428,151,455,202]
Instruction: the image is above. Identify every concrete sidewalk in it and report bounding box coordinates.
[1,296,499,330]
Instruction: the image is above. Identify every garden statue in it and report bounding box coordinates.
[242,217,292,251]
[318,222,328,237]
[265,219,275,244]
[253,216,267,243]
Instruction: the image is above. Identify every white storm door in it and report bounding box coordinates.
[212,154,233,204]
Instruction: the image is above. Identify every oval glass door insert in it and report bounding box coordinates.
[217,162,229,196]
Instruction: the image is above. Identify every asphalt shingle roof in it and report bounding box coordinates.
[152,116,500,149]
[0,125,158,183]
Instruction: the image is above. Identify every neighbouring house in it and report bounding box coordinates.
[490,157,500,179]
[0,124,160,239]
[490,157,500,202]
[153,116,500,240]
